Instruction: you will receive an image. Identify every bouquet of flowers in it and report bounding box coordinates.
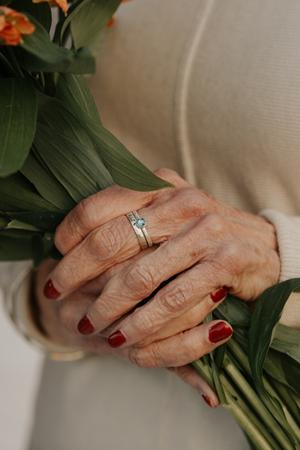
[0,2,299,449]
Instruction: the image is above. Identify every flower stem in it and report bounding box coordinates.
[220,374,277,450]
[193,358,280,449]
[227,340,299,446]
[224,352,294,449]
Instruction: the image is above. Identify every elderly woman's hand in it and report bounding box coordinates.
[43,168,280,365]
[36,256,220,407]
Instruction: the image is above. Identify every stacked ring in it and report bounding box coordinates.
[126,211,153,250]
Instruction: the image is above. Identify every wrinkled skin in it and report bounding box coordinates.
[36,169,280,406]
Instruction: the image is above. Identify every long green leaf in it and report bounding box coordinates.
[70,0,121,49]
[36,95,114,193]
[89,124,172,191]
[56,73,101,125]
[21,151,75,210]
[217,295,251,327]
[55,74,169,191]
[0,78,37,177]
[34,124,113,202]
[1,210,64,231]
[0,173,56,211]
[249,279,300,389]
[272,323,300,364]
[265,349,300,395]
[0,231,36,261]
[18,17,95,73]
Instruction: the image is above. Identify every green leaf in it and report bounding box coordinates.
[34,123,112,201]
[6,219,39,231]
[272,323,300,364]
[0,173,56,211]
[0,51,15,76]
[280,353,300,396]
[0,228,55,262]
[1,210,65,232]
[0,229,37,260]
[21,151,75,210]
[10,0,52,31]
[265,349,300,395]
[248,278,300,390]
[0,216,9,228]
[36,95,114,197]
[0,78,38,177]
[55,73,169,192]
[18,17,95,73]
[216,295,251,327]
[56,73,101,125]
[89,122,172,191]
[70,0,121,49]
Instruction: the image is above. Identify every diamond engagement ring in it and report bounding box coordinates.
[126,211,153,250]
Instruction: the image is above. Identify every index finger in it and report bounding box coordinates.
[55,168,186,255]
[55,185,155,255]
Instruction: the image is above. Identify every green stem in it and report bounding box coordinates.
[193,358,280,449]
[224,353,293,449]
[191,359,213,386]
[228,340,299,446]
[220,374,277,450]
[267,376,300,427]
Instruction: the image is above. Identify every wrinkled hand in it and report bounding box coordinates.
[36,257,219,407]
[43,168,280,367]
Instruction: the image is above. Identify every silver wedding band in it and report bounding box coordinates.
[126,211,153,250]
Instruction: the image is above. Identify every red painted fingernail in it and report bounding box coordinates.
[210,286,229,303]
[209,322,233,343]
[107,330,126,348]
[202,394,214,407]
[78,316,95,335]
[43,279,60,299]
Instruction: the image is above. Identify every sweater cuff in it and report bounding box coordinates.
[260,209,300,328]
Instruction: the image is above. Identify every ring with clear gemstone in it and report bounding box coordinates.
[134,218,146,229]
[126,211,153,250]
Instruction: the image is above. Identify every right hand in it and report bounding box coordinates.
[35,257,219,407]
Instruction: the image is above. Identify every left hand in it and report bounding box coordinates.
[43,168,280,367]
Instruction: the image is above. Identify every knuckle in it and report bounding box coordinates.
[132,310,156,335]
[159,283,190,314]
[201,213,225,234]
[71,197,95,232]
[172,188,203,218]
[54,225,66,253]
[90,298,115,325]
[124,263,156,297]
[129,344,162,368]
[55,198,95,252]
[220,242,243,274]
[88,223,122,259]
[128,349,145,368]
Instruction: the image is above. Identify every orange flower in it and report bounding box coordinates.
[32,0,69,15]
[0,7,35,46]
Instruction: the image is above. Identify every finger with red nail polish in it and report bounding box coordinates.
[127,321,233,369]
[44,279,61,299]
[210,286,229,303]
[108,330,126,348]
[208,321,233,343]
[78,315,95,335]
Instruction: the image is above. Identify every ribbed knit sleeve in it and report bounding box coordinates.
[261,210,300,328]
